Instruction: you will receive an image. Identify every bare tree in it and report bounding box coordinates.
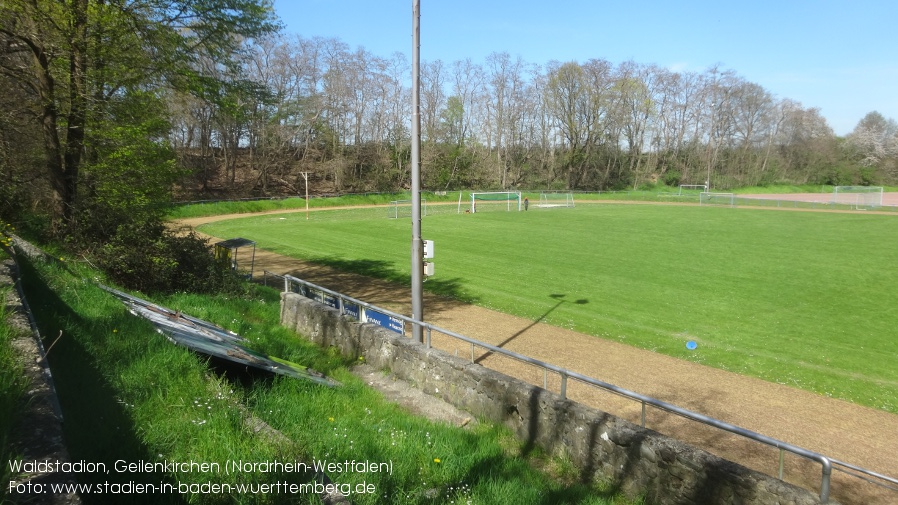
[544,60,608,188]
[421,59,447,142]
[611,61,657,188]
[448,58,488,185]
[483,52,529,187]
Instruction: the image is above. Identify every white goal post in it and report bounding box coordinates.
[700,192,736,207]
[537,192,575,208]
[470,191,522,213]
[678,184,708,195]
[832,186,883,209]
[388,199,427,219]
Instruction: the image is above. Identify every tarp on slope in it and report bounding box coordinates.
[101,285,339,387]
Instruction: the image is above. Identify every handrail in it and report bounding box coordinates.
[272,270,898,503]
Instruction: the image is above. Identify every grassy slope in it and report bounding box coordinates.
[200,204,898,413]
[15,254,629,505]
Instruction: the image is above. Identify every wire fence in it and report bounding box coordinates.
[174,189,898,217]
[267,270,898,504]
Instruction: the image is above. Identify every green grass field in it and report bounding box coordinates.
[200,203,898,414]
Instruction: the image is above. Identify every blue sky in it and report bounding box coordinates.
[273,0,897,136]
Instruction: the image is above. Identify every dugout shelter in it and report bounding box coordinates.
[214,238,256,280]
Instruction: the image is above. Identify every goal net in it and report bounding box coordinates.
[388,199,427,219]
[537,192,575,208]
[700,192,735,207]
[832,186,883,209]
[470,191,521,213]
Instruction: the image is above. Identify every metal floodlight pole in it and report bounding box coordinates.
[410,0,424,342]
[706,102,714,193]
[300,171,310,220]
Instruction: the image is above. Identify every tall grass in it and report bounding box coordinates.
[0,279,29,504]
[199,203,898,414]
[15,253,633,504]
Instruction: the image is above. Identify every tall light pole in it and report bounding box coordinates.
[706,103,714,192]
[410,0,424,342]
[300,171,310,220]
[706,69,719,193]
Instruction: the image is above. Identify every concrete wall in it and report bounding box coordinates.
[281,292,829,505]
[3,252,82,505]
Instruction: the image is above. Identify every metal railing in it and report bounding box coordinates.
[271,271,898,503]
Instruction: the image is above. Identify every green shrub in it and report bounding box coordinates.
[636,181,657,191]
[662,170,682,187]
[97,220,243,295]
[858,167,880,186]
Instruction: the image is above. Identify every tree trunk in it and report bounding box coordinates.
[61,0,89,228]
[21,0,86,230]
[40,97,68,226]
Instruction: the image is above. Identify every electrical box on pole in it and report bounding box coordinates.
[423,239,434,277]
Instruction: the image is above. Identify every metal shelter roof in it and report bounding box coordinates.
[215,238,256,249]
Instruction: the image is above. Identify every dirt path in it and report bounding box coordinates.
[176,208,898,504]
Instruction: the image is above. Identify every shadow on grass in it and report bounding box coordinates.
[435,429,623,505]
[291,255,480,314]
[17,258,187,505]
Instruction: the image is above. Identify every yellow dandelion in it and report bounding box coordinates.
[328,417,334,422]
[433,458,441,464]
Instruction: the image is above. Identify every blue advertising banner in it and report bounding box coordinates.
[343,302,360,320]
[364,309,405,334]
[311,290,340,310]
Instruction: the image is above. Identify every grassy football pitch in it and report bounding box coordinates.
[200,203,898,413]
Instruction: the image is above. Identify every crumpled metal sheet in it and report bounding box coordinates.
[101,285,339,387]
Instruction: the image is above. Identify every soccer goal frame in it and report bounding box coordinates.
[678,184,708,195]
[388,199,427,219]
[470,191,522,213]
[832,186,883,209]
[537,192,575,208]
[699,192,736,207]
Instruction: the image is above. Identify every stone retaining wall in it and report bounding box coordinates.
[3,251,81,504]
[281,292,829,505]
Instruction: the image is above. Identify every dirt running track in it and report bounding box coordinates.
[177,203,898,505]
